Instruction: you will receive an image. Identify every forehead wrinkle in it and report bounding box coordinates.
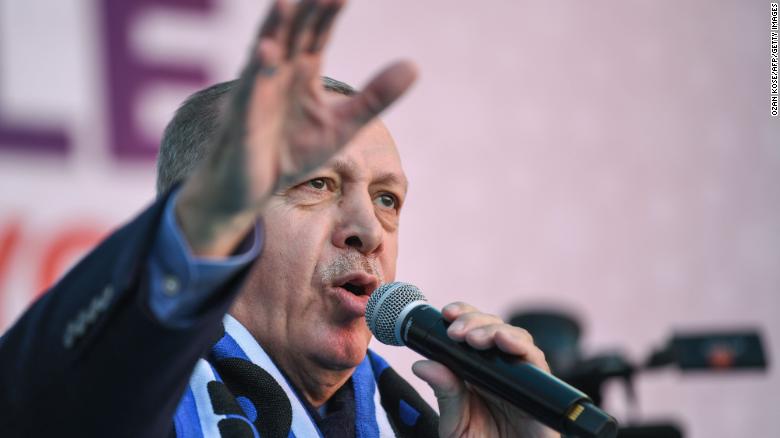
[329,157,408,195]
[330,157,359,179]
[373,172,408,195]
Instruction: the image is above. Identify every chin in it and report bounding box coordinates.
[314,326,372,370]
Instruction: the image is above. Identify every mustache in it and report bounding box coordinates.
[319,251,384,285]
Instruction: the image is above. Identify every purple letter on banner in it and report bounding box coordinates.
[101,0,215,160]
[0,113,69,155]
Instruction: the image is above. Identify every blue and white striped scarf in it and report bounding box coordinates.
[172,315,438,437]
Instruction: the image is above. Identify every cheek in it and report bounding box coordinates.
[261,231,316,280]
[261,210,333,276]
[382,257,397,282]
[380,236,399,281]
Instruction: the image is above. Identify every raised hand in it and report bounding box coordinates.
[412,302,561,438]
[176,0,417,256]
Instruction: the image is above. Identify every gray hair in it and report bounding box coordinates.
[156,76,356,194]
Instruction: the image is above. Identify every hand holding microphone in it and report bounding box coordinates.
[366,282,618,438]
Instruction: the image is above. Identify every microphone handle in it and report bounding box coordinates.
[402,305,618,438]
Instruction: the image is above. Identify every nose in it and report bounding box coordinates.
[332,191,384,255]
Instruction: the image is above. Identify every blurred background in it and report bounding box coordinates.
[0,0,777,436]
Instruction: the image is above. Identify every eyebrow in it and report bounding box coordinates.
[331,158,409,194]
[374,172,409,195]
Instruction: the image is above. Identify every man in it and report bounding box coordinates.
[0,1,557,436]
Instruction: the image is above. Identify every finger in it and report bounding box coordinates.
[446,311,504,341]
[336,60,418,131]
[230,37,283,123]
[254,1,296,63]
[286,0,318,59]
[459,323,523,350]
[219,30,286,154]
[412,360,469,436]
[243,1,293,79]
[257,0,285,39]
[308,0,344,53]
[441,301,480,321]
[463,324,534,352]
[493,328,550,371]
[227,1,295,137]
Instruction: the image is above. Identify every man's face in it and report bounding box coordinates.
[232,117,407,372]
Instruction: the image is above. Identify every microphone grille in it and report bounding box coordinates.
[365,282,427,346]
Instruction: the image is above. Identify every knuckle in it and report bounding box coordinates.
[457,311,481,323]
[513,327,533,342]
[486,313,503,323]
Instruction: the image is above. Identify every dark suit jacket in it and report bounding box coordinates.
[0,191,253,436]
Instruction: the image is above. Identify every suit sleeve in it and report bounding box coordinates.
[0,189,256,437]
[147,188,262,326]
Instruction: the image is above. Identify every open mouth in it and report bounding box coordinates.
[333,272,379,298]
[340,282,368,296]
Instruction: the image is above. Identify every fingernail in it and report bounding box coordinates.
[449,321,464,333]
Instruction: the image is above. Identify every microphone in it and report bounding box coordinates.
[365,282,618,438]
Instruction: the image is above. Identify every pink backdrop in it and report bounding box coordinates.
[1,1,777,436]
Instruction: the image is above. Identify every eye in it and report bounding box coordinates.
[374,193,398,210]
[306,178,328,190]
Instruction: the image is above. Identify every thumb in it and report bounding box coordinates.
[412,360,470,434]
[337,60,418,130]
